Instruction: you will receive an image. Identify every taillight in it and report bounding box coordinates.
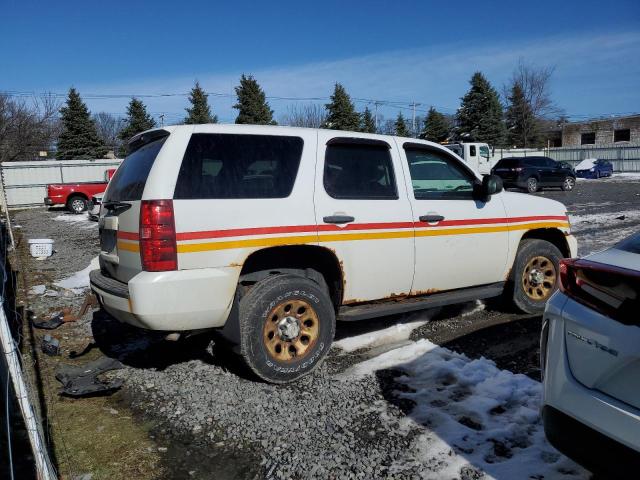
[559,258,640,325]
[139,199,177,272]
[513,167,524,172]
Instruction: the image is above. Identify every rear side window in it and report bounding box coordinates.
[174,134,303,199]
[324,144,397,200]
[104,135,167,202]
[494,158,521,168]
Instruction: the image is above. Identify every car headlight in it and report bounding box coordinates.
[590,168,595,171]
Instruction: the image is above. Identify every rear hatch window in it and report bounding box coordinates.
[104,131,169,202]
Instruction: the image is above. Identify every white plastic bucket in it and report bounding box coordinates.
[28,238,54,258]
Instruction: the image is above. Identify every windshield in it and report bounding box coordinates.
[576,158,597,170]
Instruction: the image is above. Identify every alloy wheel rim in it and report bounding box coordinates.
[528,179,536,191]
[565,178,574,190]
[522,255,557,301]
[72,199,85,212]
[262,299,319,362]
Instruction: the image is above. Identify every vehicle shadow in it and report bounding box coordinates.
[90,309,256,380]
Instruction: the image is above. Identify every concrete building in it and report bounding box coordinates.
[561,114,640,147]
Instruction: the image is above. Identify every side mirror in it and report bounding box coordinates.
[474,174,503,201]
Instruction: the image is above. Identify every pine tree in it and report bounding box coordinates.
[421,107,451,143]
[322,83,360,131]
[233,74,276,125]
[56,88,108,159]
[118,98,156,155]
[395,112,409,137]
[184,81,217,124]
[360,106,376,133]
[505,81,537,148]
[456,72,505,146]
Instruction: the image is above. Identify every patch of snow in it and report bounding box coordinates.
[53,215,97,229]
[335,319,430,353]
[342,339,588,479]
[29,285,46,295]
[54,256,99,293]
[611,172,640,181]
[460,299,485,317]
[575,158,596,170]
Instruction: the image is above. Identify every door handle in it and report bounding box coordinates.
[419,215,445,223]
[323,215,355,224]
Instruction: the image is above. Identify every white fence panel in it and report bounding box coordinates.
[1,159,122,208]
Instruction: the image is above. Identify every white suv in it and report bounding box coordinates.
[90,124,577,383]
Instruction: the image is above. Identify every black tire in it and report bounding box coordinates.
[67,195,88,214]
[526,176,538,193]
[595,170,600,179]
[239,274,335,384]
[509,239,563,314]
[561,176,575,191]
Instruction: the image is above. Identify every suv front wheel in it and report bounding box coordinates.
[510,239,562,313]
[239,274,336,384]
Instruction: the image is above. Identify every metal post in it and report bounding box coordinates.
[0,303,57,480]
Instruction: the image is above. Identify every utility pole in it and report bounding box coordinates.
[410,102,421,137]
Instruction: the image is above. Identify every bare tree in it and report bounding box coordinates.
[93,112,125,154]
[503,59,564,147]
[279,103,327,128]
[0,93,60,162]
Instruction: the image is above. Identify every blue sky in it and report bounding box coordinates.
[2,0,639,124]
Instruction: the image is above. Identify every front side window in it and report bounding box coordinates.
[479,146,490,159]
[174,134,303,199]
[404,147,476,200]
[323,143,397,200]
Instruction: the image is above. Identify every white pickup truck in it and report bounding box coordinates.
[90,125,577,383]
[445,142,492,175]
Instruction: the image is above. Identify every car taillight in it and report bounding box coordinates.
[559,258,640,325]
[139,199,177,272]
[513,167,524,172]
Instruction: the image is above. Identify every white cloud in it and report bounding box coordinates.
[74,31,640,122]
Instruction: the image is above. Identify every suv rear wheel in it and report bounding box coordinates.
[526,177,538,193]
[239,274,335,384]
[67,195,88,214]
[510,239,562,313]
[562,176,575,191]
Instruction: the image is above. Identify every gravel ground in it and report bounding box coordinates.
[11,176,640,480]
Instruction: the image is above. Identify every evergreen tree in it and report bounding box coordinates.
[184,81,217,124]
[421,107,451,143]
[395,112,409,137]
[233,74,276,125]
[360,106,376,133]
[505,81,537,148]
[322,83,360,131]
[456,72,505,146]
[118,98,156,155]
[56,88,107,159]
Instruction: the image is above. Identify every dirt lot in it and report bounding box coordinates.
[10,175,640,480]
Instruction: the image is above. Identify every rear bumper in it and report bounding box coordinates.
[542,292,640,471]
[543,405,640,475]
[44,197,55,206]
[90,267,239,331]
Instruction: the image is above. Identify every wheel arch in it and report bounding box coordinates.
[520,228,571,257]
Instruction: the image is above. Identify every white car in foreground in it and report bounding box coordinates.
[541,232,640,476]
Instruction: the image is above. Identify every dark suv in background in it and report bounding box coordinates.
[491,156,576,193]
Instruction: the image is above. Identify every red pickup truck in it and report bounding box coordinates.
[45,169,116,213]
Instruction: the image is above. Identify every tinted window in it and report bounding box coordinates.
[479,146,490,159]
[525,158,545,167]
[104,135,167,202]
[616,233,640,254]
[324,143,397,200]
[174,134,303,199]
[494,158,522,168]
[469,145,477,156]
[405,147,475,200]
